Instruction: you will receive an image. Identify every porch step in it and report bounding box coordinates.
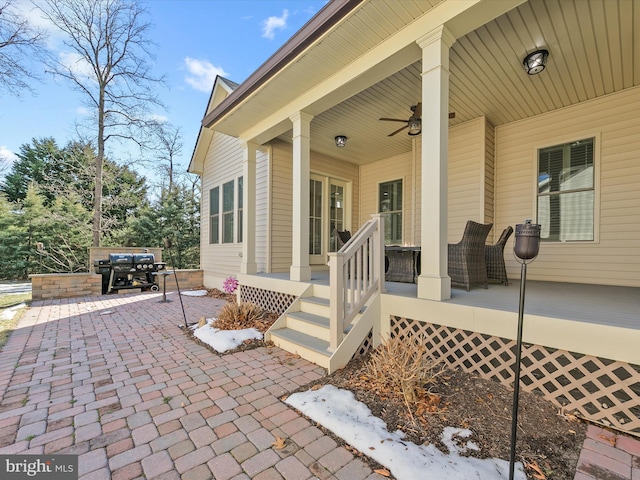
[299,296,330,316]
[269,328,331,368]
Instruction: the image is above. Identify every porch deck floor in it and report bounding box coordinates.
[253,270,640,331]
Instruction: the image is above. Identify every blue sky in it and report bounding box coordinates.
[0,0,328,179]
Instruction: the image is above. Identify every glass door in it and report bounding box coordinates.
[309,175,349,264]
[329,179,347,252]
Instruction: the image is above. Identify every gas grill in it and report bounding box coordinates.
[93,253,166,294]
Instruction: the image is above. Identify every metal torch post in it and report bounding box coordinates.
[509,220,541,480]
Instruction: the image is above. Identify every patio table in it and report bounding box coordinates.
[385,246,421,283]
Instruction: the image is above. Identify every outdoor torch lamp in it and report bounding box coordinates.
[514,220,541,261]
[509,219,541,480]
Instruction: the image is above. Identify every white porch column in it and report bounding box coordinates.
[289,111,313,281]
[240,141,257,274]
[417,26,455,301]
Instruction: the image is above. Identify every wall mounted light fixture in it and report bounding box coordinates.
[407,117,421,136]
[335,135,347,148]
[523,49,549,75]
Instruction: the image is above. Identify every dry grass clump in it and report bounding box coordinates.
[214,301,277,332]
[363,334,445,420]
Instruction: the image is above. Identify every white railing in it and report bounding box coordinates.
[327,214,385,351]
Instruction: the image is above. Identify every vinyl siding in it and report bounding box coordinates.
[495,85,640,287]
[361,120,491,246]
[360,151,414,244]
[255,147,269,272]
[201,132,244,287]
[446,117,490,241]
[270,141,294,273]
[269,139,359,272]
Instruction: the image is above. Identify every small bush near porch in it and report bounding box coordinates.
[300,334,588,480]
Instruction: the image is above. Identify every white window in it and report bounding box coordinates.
[209,177,243,244]
[209,187,219,244]
[537,138,594,242]
[379,179,402,245]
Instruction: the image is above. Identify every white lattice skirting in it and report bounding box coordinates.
[240,285,296,315]
[391,316,640,437]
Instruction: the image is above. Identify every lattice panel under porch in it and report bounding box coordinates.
[391,316,640,437]
[239,285,296,315]
[355,330,374,358]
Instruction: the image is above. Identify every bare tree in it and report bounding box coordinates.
[153,122,183,193]
[36,0,165,246]
[0,0,47,96]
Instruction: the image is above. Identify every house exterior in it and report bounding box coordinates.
[189,0,640,436]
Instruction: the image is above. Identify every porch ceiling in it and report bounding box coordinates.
[275,0,640,166]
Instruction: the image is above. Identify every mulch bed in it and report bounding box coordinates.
[186,291,588,479]
[299,353,587,480]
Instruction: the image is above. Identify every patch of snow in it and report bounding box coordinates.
[1,303,26,321]
[181,290,208,297]
[192,318,262,353]
[285,385,526,480]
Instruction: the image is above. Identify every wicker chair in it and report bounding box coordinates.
[485,226,514,285]
[447,220,493,291]
[333,228,352,250]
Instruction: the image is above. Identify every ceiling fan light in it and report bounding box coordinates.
[523,49,549,75]
[407,117,421,136]
[334,135,347,148]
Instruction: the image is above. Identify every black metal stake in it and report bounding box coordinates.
[509,261,528,480]
[165,238,188,329]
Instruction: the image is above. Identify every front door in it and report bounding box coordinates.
[309,175,349,265]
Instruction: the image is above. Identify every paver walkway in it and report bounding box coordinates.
[0,292,386,480]
[1,291,638,479]
[574,425,640,480]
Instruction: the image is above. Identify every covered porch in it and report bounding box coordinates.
[239,270,640,436]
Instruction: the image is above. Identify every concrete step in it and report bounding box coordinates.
[299,296,330,316]
[286,311,329,341]
[269,328,330,369]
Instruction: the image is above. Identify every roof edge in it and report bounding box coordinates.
[202,0,365,129]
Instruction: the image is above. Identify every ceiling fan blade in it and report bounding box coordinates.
[379,117,407,123]
[414,102,422,117]
[388,125,408,136]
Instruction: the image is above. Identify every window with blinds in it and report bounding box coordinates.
[210,177,243,245]
[537,138,594,241]
[379,179,403,245]
[222,180,234,244]
[209,186,219,244]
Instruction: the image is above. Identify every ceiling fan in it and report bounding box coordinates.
[379,103,422,137]
[379,103,456,137]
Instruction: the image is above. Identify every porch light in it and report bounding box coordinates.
[523,49,549,75]
[407,117,421,136]
[334,135,347,148]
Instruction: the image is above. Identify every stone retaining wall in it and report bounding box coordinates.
[30,269,203,301]
[30,273,102,300]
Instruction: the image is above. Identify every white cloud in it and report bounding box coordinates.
[0,147,19,176]
[76,106,91,116]
[148,113,169,123]
[184,57,228,93]
[0,146,19,164]
[262,9,289,40]
[59,51,95,82]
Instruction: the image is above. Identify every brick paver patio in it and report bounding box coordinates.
[0,290,638,479]
[0,292,387,480]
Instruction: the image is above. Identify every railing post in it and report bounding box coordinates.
[372,214,386,293]
[328,252,344,351]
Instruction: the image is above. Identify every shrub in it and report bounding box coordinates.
[364,334,444,419]
[215,302,276,332]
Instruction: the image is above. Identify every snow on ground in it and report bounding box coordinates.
[286,385,527,480]
[181,290,208,297]
[1,303,26,321]
[191,318,262,353]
